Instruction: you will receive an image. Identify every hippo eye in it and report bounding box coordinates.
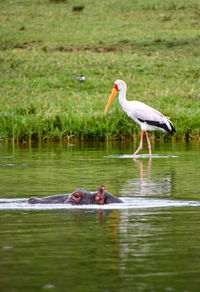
[74,193,79,198]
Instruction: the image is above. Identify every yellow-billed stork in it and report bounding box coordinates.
[104,80,176,156]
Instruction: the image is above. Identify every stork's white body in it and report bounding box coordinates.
[120,100,173,132]
[118,81,174,134]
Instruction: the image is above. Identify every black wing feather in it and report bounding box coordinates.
[138,118,176,135]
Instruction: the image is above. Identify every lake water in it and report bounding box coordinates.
[0,141,200,292]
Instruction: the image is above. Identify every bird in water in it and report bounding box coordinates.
[104,80,176,156]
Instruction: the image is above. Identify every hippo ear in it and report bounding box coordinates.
[94,185,105,205]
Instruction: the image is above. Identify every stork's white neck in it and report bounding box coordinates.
[118,83,128,109]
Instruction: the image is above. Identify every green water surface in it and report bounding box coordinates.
[0,141,200,292]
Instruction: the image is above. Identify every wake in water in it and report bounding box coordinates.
[0,197,200,210]
[105,154,178,159]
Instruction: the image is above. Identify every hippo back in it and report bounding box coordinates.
[104,191,122,203]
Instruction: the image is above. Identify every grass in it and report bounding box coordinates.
[0,0,200,142]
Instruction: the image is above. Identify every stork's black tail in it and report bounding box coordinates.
[168,121,176,135]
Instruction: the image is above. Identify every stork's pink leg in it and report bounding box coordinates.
[145,131,152,156]
[133,130,144,156]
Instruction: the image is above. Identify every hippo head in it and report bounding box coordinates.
[65,189,95,205]
[66,185,108,205]
[28,185,122,205]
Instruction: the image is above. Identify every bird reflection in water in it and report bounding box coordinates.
[133,156,152,180]
[121,157,172,197]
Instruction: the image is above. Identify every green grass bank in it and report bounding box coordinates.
[0,0,200,142]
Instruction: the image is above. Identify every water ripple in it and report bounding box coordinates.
[105,154,178,159]
[0,197,199,210]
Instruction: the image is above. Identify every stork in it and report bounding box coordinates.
[104,80,176,156]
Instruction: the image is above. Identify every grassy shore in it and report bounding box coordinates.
[0,0,200,142]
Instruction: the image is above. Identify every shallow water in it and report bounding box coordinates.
[0,141,200,291]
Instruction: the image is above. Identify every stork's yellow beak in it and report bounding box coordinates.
[104,87,118,114]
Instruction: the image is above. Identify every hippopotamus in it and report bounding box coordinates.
[28,185,122,205]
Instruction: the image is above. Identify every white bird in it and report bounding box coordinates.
[104,80,176,156]
[76,75,85,82]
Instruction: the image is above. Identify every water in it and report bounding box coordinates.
[0,141,200,292]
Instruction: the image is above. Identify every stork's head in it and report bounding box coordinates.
[104,80,126,114]
[114,80,127,91]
